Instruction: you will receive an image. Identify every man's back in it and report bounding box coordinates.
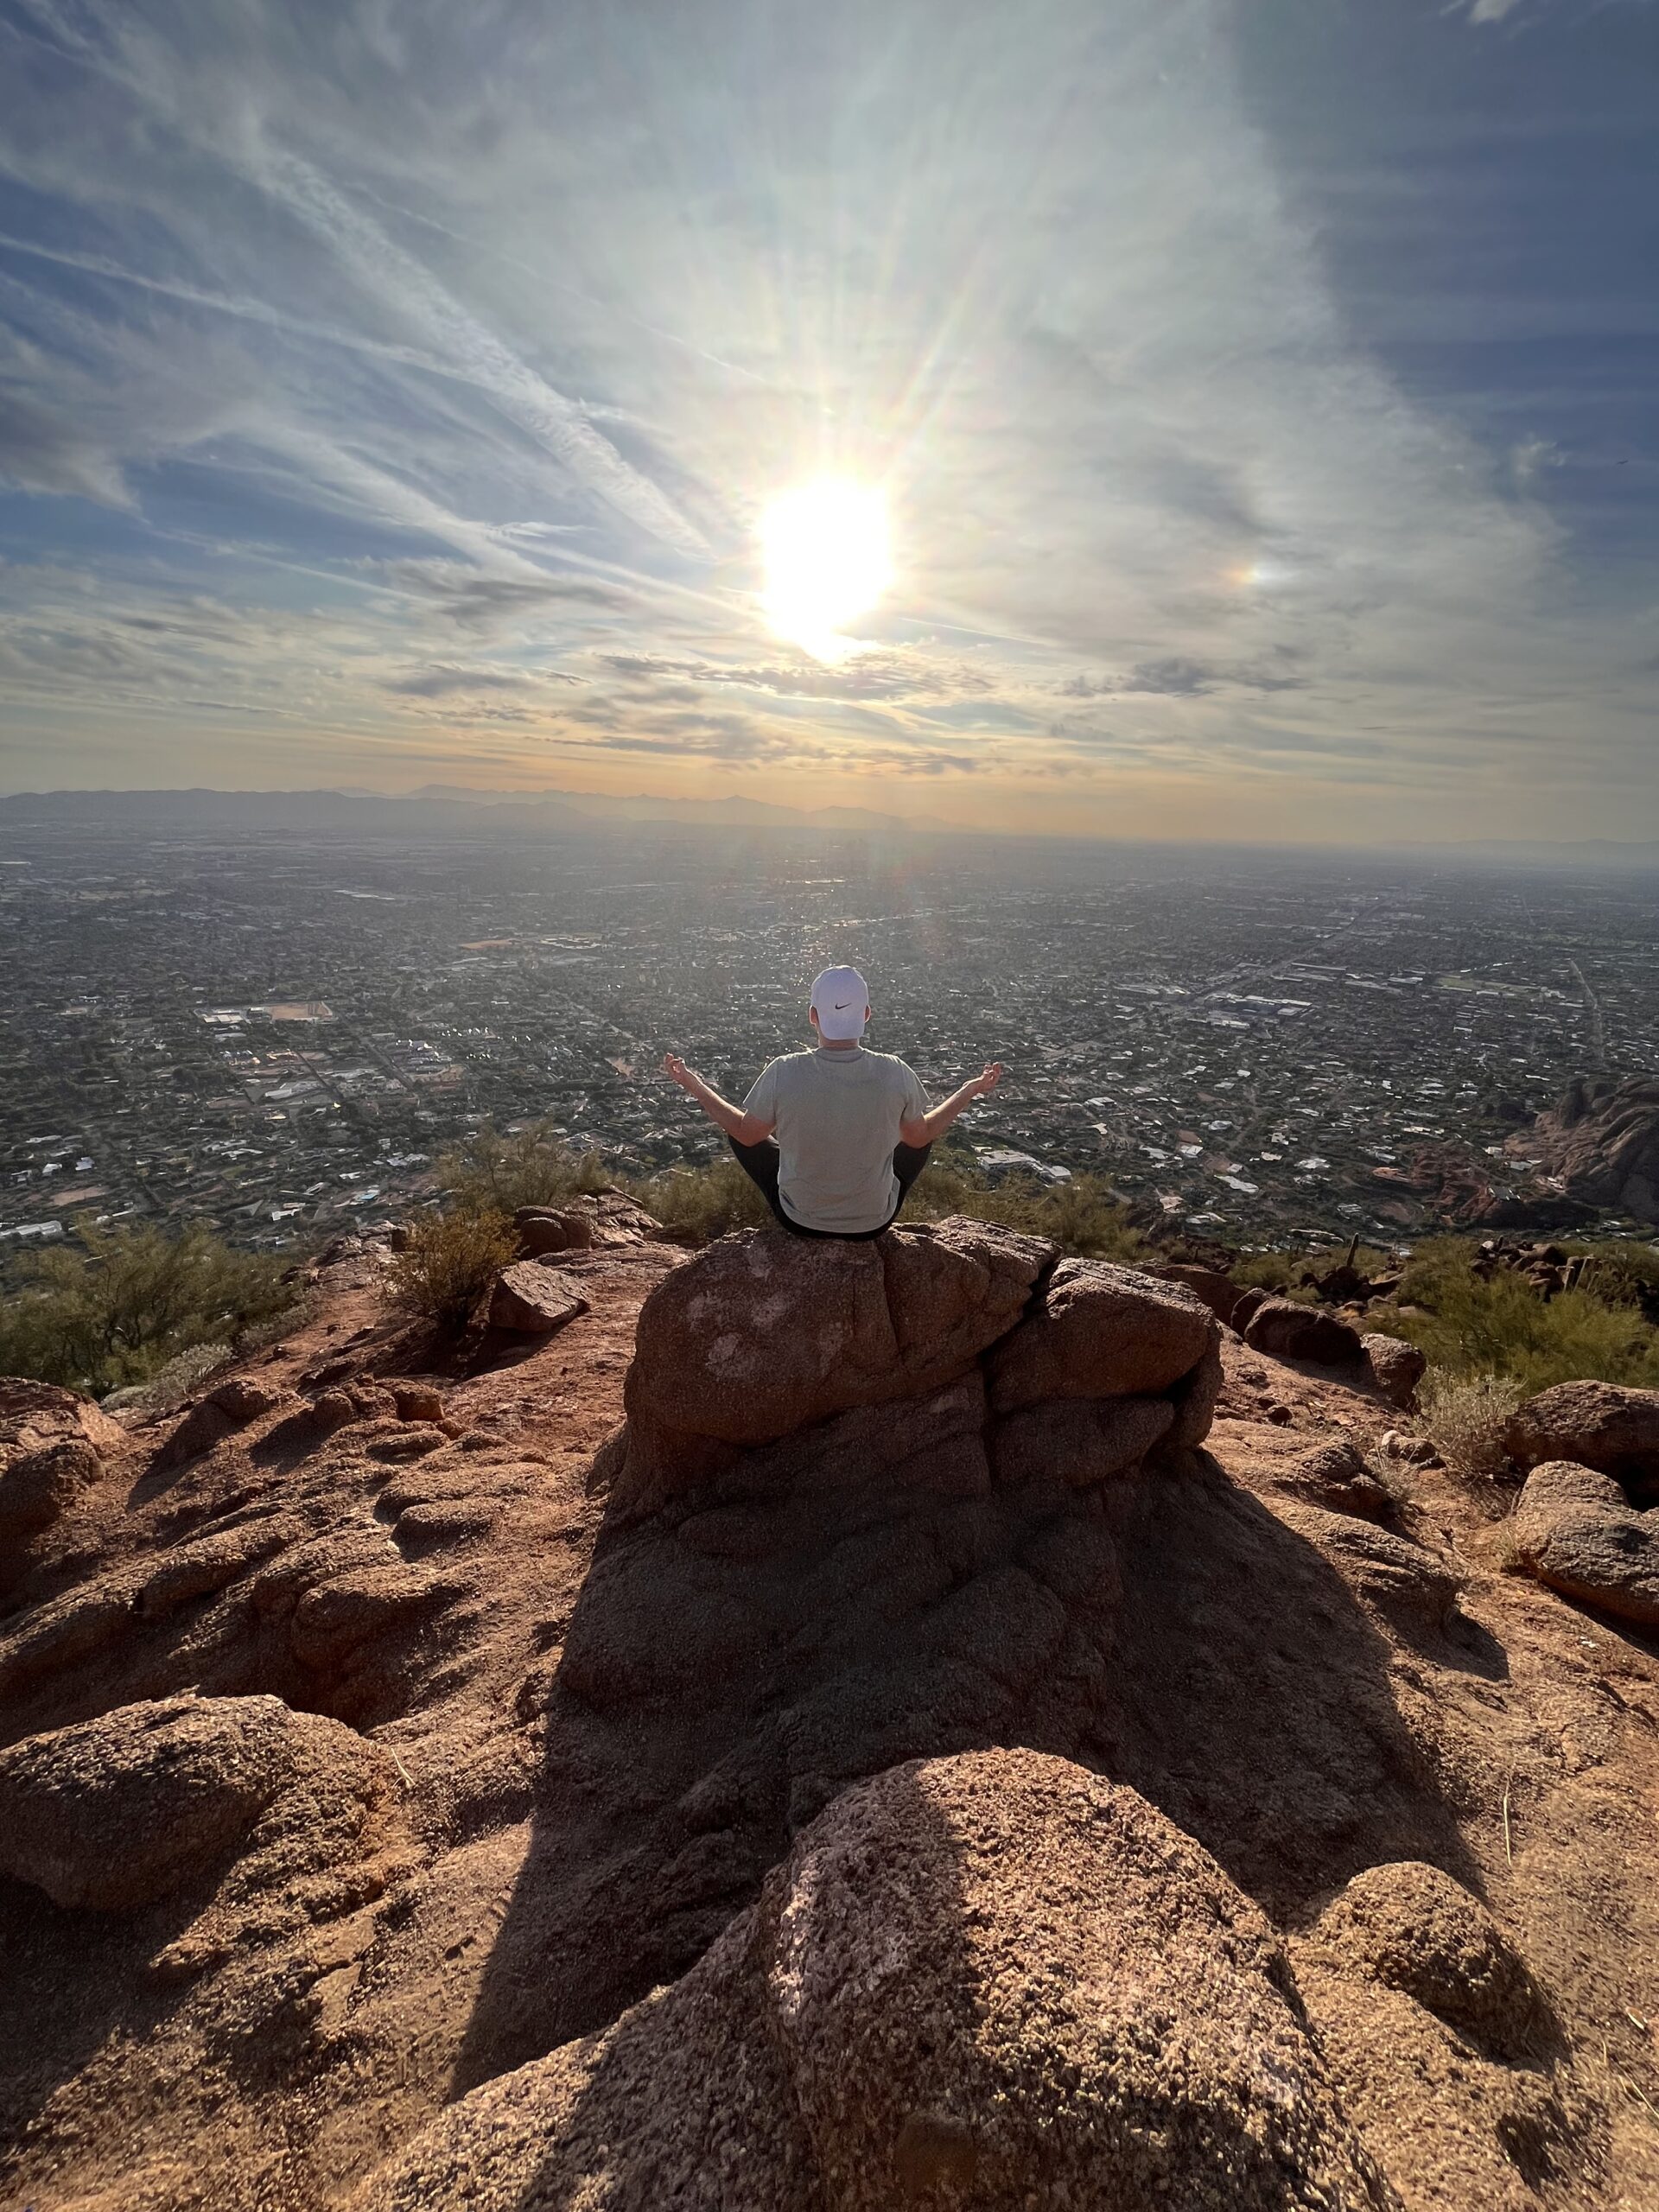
[744,1046,927,1233]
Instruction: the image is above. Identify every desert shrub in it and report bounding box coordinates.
[102,1338,241,1417]
[1419,1370,1525,1481]
[1231,1250,1313,1298]
[439,1120,608,1217]
[1388,1257,1658,1392]
[1231,1240,1394,1303]
[1569,1241,1659,1318]
[0,1218,293,1398]
[629,1158,772,1242]
[385,1206,517,1330]
[906,1154,1144,1260]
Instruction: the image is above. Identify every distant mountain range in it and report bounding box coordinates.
[2,787,1656,865]
[404,785,963,835]
[0,785,957,839]
[1414,837,1659,867]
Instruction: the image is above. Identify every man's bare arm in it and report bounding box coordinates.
[662,1052,775,1145]
[899,1061,1004,1148]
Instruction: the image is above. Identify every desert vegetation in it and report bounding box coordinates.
[0,1217,294,1399]
[3,1120,1656,1408]
[384,1207,519,1332]
[1415,1370,1526,1481]
[1371,1237,1659,1393]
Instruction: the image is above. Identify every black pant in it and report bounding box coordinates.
[728,1136,932,1240]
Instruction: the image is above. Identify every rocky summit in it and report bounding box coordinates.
[1,1220,1657,2211]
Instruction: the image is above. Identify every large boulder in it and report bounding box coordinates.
[988,1258,1217,1411]
[0,1376,125,1459]
[1307,1859,1549,2060]
[0,1381,120,1579]
[353,1751,1394,2212]
[0,1692,390,1910]
[1148,1262,1245,1328]
[522,1222,1227,2065]
[1276,1440,1394,1524]
[1361,1333,1427,1413]
[1243,1299,1364,1366]
[0,1438,104,1547]
[515,1204,596,1256]
[1502,1381,1659,1502]
[617,1218,1055,1501]
[1509,1460,1659,1627]
[487,1262,589,1336]
[518,1190,658,1254]
[609,1225,1223,1516]
[153,1376,287,1471]
[989,1393,1174,1488]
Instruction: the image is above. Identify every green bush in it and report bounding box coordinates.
[1230,1250,1308,1297]
[1231,1241,1394,1302]
[1569,1241,1659,1316]
[0,1218,294,1399]
[438,1120,608,1217]
[905,1152,1144,1259]
[385,1206,518,1331]
[1382,1237,1659,1391]
[629,1158,772,1243]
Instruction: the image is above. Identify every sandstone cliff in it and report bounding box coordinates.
[1516,1076,1659,1226]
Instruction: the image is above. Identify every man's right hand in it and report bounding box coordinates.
[963,1061,1004,1099]
[662,1052,703,1096]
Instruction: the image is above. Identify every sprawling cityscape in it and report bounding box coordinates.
[3,805,1656,1262]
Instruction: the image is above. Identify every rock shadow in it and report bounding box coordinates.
[1111,1452,1484,1916]
[429,1754,1400,2212]
[454,1443,1482,2100]
[0,1872,221,2168]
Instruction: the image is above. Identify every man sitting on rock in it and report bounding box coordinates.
[662,965,1002,1240]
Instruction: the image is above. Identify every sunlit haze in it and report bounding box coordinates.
[0,0,1654,845]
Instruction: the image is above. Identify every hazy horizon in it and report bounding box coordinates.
[7,777,1659,862]
[2,1,1655,843]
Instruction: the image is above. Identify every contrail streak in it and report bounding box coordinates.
[256,148,711,561]
[357,186,773,391]
[0,229,469,380]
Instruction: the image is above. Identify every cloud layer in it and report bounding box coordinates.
[0,0,1652,838]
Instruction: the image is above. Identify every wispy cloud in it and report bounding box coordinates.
[385,662,543,697]
[0,0,1650,835]
[249,149,712,561]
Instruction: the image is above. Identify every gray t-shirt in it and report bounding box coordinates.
[744,1046,929,1233]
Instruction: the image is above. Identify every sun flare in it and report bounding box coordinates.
[760,480,891,663]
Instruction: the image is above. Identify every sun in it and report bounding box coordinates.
[760,480,891,663]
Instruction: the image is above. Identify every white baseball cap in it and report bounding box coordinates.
[810,965,870,1041]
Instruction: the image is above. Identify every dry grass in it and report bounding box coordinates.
[437,1120,609,1217]
[1418,1368,1525,1482]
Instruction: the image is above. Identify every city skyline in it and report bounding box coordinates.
[1,0,1656,844]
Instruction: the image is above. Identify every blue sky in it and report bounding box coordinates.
[0,0,1653,842]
